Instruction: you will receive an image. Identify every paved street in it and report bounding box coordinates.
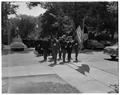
[2,48,119,93]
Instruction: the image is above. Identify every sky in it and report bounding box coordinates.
[9,2,47,18]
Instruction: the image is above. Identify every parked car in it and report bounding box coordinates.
[104,43,118,59]
[86,40,104,49]
[10,36,27,51]
[10,42,27,51]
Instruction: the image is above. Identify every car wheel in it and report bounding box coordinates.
[111,55,116,60]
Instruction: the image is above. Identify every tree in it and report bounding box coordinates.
[2,2,18,44]
[28,2,76,38]
[7,15,39,43]
[17,15,36,39]
[106,2,118,40]
[40,10,57,38]
[27,2,118,40]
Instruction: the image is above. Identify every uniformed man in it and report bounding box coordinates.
[66,36,74,62]
[51,37,59,64]
[73,39,79,62]
[42,38,49,61]
[58,38,62,60]
[34,40,41,56]
[60,35,67,63]
[58,36,64,60]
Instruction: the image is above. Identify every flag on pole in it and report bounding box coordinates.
[75,25,84,49]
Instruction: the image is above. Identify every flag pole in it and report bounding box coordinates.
[83,16,86,33]
[82,16,86,49]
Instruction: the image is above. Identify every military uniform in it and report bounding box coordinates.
[66,41,73,62]
[42,39,49,61]
[66,36,74,62]
[59,35,67,63]
[73,39,79,61]
[51,38,59,64]
[58,38,62,60]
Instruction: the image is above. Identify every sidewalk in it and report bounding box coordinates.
[46,61,118,93]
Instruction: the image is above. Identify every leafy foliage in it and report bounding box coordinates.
[2,2,18,44]
[2,2,118,45]
[28,2,118,41]
[18,15,36,39]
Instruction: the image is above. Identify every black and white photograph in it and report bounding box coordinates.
[2,1,119,93]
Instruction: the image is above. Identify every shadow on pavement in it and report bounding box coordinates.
[49,61,69,67]
[76,64,90,75]
[39,60,47,63]
[59,61,70,64]
[48,63,57,67]
[73,60,81,63]
[2,48,34,55]
[59,62,65,65]
[104,58,118,62]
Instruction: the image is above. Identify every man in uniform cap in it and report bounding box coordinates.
[42,38,49,61]
[73,39,79,62]
[59,35,67,63]
[51,37,59,64]
[58,37,62,60]
[66,36,74,62]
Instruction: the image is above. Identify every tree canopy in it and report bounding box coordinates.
[2,2,18,44]
[28,2,118,40]
[2,2,118,45]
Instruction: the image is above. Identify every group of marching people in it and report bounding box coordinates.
[35,34,80,65]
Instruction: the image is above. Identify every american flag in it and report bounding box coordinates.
[75,25,84,49]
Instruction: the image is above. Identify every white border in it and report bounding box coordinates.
[0,0,119,95]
